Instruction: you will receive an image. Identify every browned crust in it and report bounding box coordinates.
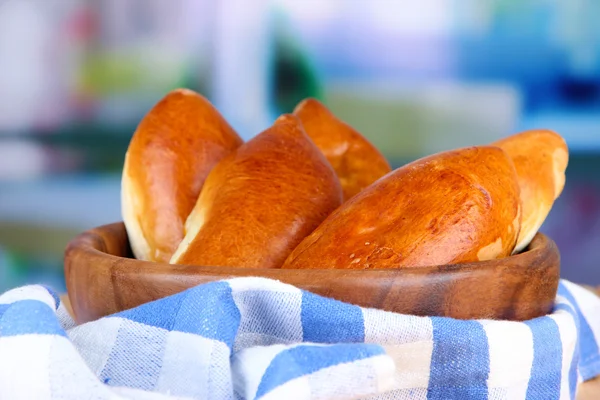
[282,146,521,269]
[493,129,569,253]
[122,89,243,263]
[171,114,343,269]
[294,98,392,200]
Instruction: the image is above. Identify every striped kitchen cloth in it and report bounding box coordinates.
[0,278,599,400]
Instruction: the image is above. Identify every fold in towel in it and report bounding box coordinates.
[0,278,599,400]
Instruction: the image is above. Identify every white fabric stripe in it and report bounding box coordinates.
[488,387,509,400]
[68,317,124,375]
[258,374,311,400]
[98,319,168,390]
[363,309,432,398]
[307,355,395,400]
[563,281,600,353]
[382,342,433,392]
[49,335,116,400]
[57,303,76,331]
[368,388,428,399]
[549,307,578,400]
[230,278,303,352]
[373,353,397,394]
[226,277,302,294]
[483,320,534,400]
[232,344,297,400]
[155,332,231,400]
[111,385,194,399]
[258,355,395,400]
[0,334,52,399]
[362,308,434,344]
[0,285,56,310]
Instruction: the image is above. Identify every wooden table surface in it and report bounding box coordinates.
[60,287,600,399]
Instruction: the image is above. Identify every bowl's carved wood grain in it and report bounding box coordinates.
[65,222,560,324]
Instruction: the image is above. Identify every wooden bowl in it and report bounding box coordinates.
[64,222,560,324]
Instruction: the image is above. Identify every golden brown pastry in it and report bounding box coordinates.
[293,98,392,200]
[121,89,243,263]
[282,146,521,270]
[493,129,568,253]
[170,114,343,268]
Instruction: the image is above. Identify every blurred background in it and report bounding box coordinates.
[1,0,599,293]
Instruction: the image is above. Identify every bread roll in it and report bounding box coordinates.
[294,98,392,200]
[493,129,568,253]
[170,114,343,268]
[122,89,243,263]
[282,146,521,270]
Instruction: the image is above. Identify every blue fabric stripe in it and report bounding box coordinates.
[40,285,61,310]
[0,304,9,318]
[0,300,66,337]
[525,316,562,400]
[301,291,364,343]
[427,318,489,400]
[114,290,185,330]
[557,285,581,399]
[558,283,600,381]
[99,321,167,391]
[115,281,240,348]
[255,343,385,399]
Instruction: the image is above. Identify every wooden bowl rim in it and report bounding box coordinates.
[65,221,557,278]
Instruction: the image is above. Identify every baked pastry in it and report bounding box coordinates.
[493,129,569,252]
[282,146,521,269]
[294,98,391,200]
[121,89,243,262]
[170,114,343,268]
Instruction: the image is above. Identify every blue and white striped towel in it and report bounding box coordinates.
[0,278,599,400]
